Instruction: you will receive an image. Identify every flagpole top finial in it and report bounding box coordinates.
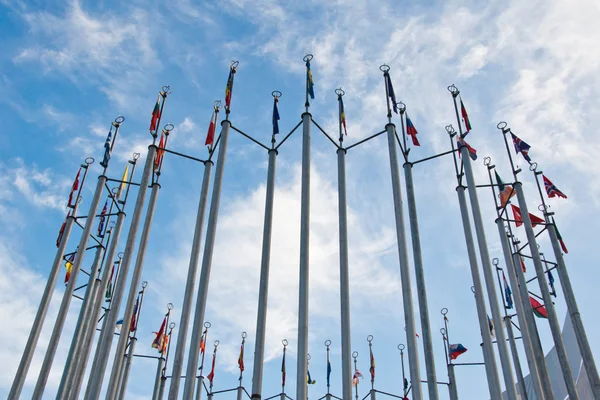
[324,340,331,347]
[162,86,172,96]
[214,340,219,348]
[484,157,492,167]
[167,302,174,310]
[529,162,538,172]
[471,286,476,294]
[282,339,288,346]
[440,328,446,336]
[367,335,373,343]
[85,157,95,165]
[118,252,124,259]
[307,353,311,361]
[169,322,176,329]
[213,100,221,110]
[397,344,405,351]
[132,153,141,161]
[539,204,549,213]
[445,124,456,136]
[241,331,247,339]
[230,60,239,69]
[204,322,211,329]
[396,101,406,113]
[303,54,313,63]
[163,123,175,134]
[109,220,116,230]
[497,121,510,134]
[335,88,345,97]
[379,64,390,73]
[141,281,148,288]
[272,90,282,99]
[441,308,449,316]
[114,115,125,125]
[352,351,358,359]
[492,258,500,267]
[447,84,459,95]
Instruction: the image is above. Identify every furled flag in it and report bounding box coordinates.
[403,378,409,395]
[116,319,123,331]
[385,71,398,114]
[68,168,81,207]
[488,315,495,338]
[520,256,527,273]
[116,164,129,201]
[155,133,165,172]
[98,200,108,237]
[406,115,420,146]
[352,369,363,386]
[326,350,332,387]
[511,132,532,163]
[460,97,472,134]
[530,296,548,319]
[449,343,468,360]
[503,271,513,309]
[306,59,315,100]
[369,345,376,381]
[160,333,169,355]
[281,347,286,387]
[225,64,236,108]
[207,347,217,383]
[307,370,316,384]
[152,317,167,352]
[105,264,115,301]
[130,295,139,332]
[457,137,477,160]
[56,211,70,248]
[273,96,280,135]
[496,171,515,207]
[205,110,217,147]
[511,204,545,227]
[100,129,112,168]
[238,342,245,372]
[200,331,206,355]
[150,94,162,132]
[64,253,74,283]
[548,269,557,297]
[339,95,347,136]
[543,175,567,199]
[554,219,568,254]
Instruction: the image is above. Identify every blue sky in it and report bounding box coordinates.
[1,0,599,398]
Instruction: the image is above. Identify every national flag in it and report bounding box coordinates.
[495,171,515,207]
[116,164,129,200]
[238,342,245,372]
[548,269,557,297]
[64,253,74,283]
[384,71,398,114]
[160,333,169,355]
[225,65,236,108]
[155,133,165,172]
[530,296,548,319]
[543,175,567,199]
[281,348,286,386]
[488,315,495,338]
[503,271,513,309]
[98,200,108,237]
[100,129,113,168]
[130,295,139,332]
[405,115,420,146]
[273,96,280,135]
[207,348,217,383]
[152,317,167,352]
[200,332,206,355]
[68,168,81,207]
[459,97,472,134]
[326,350,332,387]
[352,369,363,386]
[339,95,347,136]
[56,211,70,248]
[369,345,376,380]
[150,94,162,132]
[511,132,532,163]
[307,369,316,384]
[511,204,545,227]
[205,110,216,147]
[306,59,315,100]
[554,220,568,254]
[105,264,115,301]
[520,256,527,273]
[449,343,468,360]
[457,137,477,160]
[116,319,123,331]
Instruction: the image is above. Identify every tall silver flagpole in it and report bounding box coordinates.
[440,311,458,400]
[9,158,92,399]
[153,357,166,400]
[250,92,280,400]
[497,122,579,399]
[447,87,517,399]
[183,61,238,398]
[399,105,438,400]
[380,65,421,400]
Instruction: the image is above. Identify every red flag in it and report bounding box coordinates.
[238,343,244,372]
[56,211,70,248]
[554,221,568,254]
[406,116,420,146]
[543,175,567,199]
[200,333,206,354]
[369,346,376,380]
[460,97,471,133]
[68,168,81,207]
[150,94,162,132]
[64,253,74,283]
[155,133,165,172]
[205,111,216,146]
[519,256,527,273]
[207,349,217,383]
[511,204,545,227]
[152,317,166,352]
[530,296,548,319]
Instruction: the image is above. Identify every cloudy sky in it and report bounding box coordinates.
[1,0,599,398]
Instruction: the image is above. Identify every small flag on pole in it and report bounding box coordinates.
[457,137,477,160]
[152,317,167,352]
[273,96,280,135]
[155,133,165,172]
[105,264,115,301]
[511,204,545,227]
[543,175,567,199]
[130,295,139,332]
[554,219,568,253]
[100,129,113,168]
[150,94,162,132]
[64,253,74,283]
[369,345,376,381]
[530,296,548,319]
[488,315,495,338]
[520,256,527,273]
[225,64,236,108]
[326,350,332,387]
[68,168,81,207]
[503,271,513,309]
[449,344,468,360]
[495,171,515,207]
[339,95,347,136]
[98,200,108,237]
[352,368,363,386]
[56,211,70,248]
[238,341,245,372]
[307,370,316,384]
[116,164,129,200]
[200,332,206,355]
[205,110,217,147]
[406,115,420,146]
[116,319,123,331]
[511,132,532,163]
[306,59,315,100]
[384,71,398,114]
[207,347,217,383]
[548,269,557,297]
[460,97,472,134]
[281,347,286,387]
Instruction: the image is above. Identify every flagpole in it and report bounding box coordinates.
[280,339,287,400]
[195,322,211,400]
[530,164,600,398]
[158,322,176,400]
[296,54,313,400]
[497,122,579,400]
[352,352,359,400]
[399,104,438,400]
[237,332,246,400]
[9,157,92,399]
[168,105,217,398]
[447,88,518,400]
[335,88,353,400]
[250,92,280,400]
[440,310,458,400]
[398,344,407,399]
[183,62,238,399]
[153,357,166,400]
[367,336,376,400]
[380,64,422,400]
[325,340,332,400]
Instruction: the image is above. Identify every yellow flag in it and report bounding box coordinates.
[117,164,129,199]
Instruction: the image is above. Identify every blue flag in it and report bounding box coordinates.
[385,71,398,114]
[503,271,513,309]
[273,97,280,135]
[306,60,315,99]
[548,269,556,297]
[307,369,315,384]
[100,128,112,168]
[326,352,332,386]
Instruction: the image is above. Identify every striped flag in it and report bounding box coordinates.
[449,344,467,360]
[238,341,244,372]
[205,110,217,147]
[155,133,165,172]
[56,211,70,248]
[543,175,567,199]
[339,95,347,135]
[496,171,515,207]
[306,59,315,100]
[68,168,81,207]
[460,97,471,134]
[369,345,376,381]
[511,132,532,163]
[406,115,420,146]
[530,296,548,319]
[152,317,167,352]
[352,368,363,386]
[207,346,217,383]
[130,295,139,332]
[150,94,162,132]
[100,129,112,168]
[503,271,513,309]
[98,200,108,237]
[225,64,236,108]
[554,220,568,254]
[457,136,477,160]
[64,253,74,283]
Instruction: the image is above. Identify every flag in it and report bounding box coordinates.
[56,211,70,248]
[100,129,112,168]
[352,369,363,386]
[68,168,81,207]
[117,164,129,200]
[281,348,286,386]
[98,200,108,237]
[307,369,316,384]
[130,295,139,332]
[554,220,568,253]
[511,204,545,227]
[205,110,216,147]
[326,350,332,387]
[225,65,236,107]
[457,137,477,160]
[64,253,74,283]
[207,349,217,383]
[503,271,513,309]
[200,332,206,355]
[511,132,532,163]
[543,175,567,199]
[520,256,527,273]
[306,59,315,100]
[530,296,548,319]
[160,333,169,355]
[496,171,515,207]
[339,95,347,136]
[116,319,123,331]
[150,94,161,132]
[105,264,115,301]
[273,96,280,135]
[369,345,376,380]
[488,315,495,338]
[155,133,165,172]
[152,317,167,352]
[460,97,472,134]
[548,269,557,297]
[449,343,468,360]
[404,378,409,391]
[405,115,420,146]
[238,342,244,372]
[385,71,398,114]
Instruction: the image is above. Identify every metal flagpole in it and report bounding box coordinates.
[335,88,353,400]
[352,352,360,400]
[296,54,313,400]
[398,105,438,400]
[153,358,166,400]
[380,64,421,400]
[497,122,579,399]
[158,322,176,400]
[440,310,458,400]
[9,157,92,399]
[447,87,517,399]
[530,164,600,398]
[367,336,376,400]
[183,61,238,399]
[325,340,332,400]
[250,92,280,400]
[398,344,408,399]
[194,323,211,400]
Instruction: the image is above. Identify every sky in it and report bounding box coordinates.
[1,0,600,399]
